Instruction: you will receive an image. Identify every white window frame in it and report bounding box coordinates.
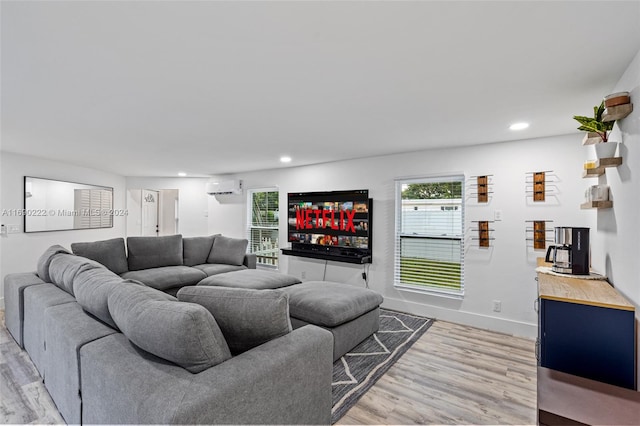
[246,187,280,269]
[394,175,465,298]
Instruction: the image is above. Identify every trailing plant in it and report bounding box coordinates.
[573,101,614,142]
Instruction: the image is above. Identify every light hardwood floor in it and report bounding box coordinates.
[1,310,536,425]
[337,321,537,425]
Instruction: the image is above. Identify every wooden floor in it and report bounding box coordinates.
[337,321,537,425]
[0,310,536,425]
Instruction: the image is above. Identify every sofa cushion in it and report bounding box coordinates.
[108,284,231,373]
[197,269,301,290]
[49,253,104,296]
[177,286,292,355]
[73,265,175,328]
[206,236,248,266]
[183,236,216,267]
[72,267,129,328]
[71,238,129,274]
[126,235,183,271]
[44,303,118,424]
[3,272,47,348]
[23,284,76,376]
[121,266,206,291]
[193,263,247,277]
[37,245,71,282]
[284,281,384,327]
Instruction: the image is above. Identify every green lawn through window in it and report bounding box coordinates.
[399,257,462,290]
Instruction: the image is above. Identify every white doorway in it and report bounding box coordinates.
[126,189,179,237]
[141,189,159,236]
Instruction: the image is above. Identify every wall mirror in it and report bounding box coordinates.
[24,176,114,233]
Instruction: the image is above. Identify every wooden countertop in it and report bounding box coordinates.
[537,271,635,311]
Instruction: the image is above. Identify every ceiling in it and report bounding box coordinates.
[2,1,640,177]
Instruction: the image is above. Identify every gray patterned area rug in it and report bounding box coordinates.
[331,309,434,423]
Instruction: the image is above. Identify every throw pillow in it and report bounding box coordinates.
[183,235,216,266]
[108,283,231,373]
[206,235,248,266]
[177,285,292,355]
[71,237,129,274]
[126,234,183,271]
[36,245,71,282]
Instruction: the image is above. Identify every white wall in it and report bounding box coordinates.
[209,133,597,338]
[0,152,127,306]
[590,48,640,386]
[208,191,247,239]
[125,177,210,237]
[591,48,640,306]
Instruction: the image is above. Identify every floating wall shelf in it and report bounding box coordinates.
[597,157,623,168]
[581,200,613,210]
[602,103,633,122]
[578,95,630,212]
[583,168,604,178]
[582,132,603,145]
[582,157,623,178]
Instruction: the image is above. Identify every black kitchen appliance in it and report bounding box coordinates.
[545,227,590,275]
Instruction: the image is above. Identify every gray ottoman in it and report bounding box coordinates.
[197,269,301,290]
[284,281,384,361]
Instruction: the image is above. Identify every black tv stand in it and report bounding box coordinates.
[281,248,372,265]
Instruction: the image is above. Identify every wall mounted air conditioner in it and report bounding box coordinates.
[206,179,243,195]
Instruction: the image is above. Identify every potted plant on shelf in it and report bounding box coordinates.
[573,101,618,158]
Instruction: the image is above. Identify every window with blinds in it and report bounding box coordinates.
[247,189,279,268]
[73,188,113,229]
[394,176,464,297]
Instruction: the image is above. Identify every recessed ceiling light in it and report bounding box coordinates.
[509,122,529,131]
[280,156,292,163]
[178,172,187,177]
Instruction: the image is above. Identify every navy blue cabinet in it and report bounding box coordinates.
[537,272,636,390]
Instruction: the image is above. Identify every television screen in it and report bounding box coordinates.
[284,189,372,264]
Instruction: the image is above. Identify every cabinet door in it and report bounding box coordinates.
[541,299,636,389]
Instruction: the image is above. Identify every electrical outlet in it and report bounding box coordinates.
[494,210,503,221]
[301,271,306,279]
[492,300,501,312]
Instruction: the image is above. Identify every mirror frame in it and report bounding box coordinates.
[23,176,114,233]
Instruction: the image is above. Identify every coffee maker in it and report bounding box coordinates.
[544,227,590,275]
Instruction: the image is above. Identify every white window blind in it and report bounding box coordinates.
[73,189,113,229]
[394,176,464,296]
[247,189,279,268]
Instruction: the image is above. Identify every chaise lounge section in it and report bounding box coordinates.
[284,281,384,361]
[197,270,385,361]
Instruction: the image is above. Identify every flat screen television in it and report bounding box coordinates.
[282,189,372,264]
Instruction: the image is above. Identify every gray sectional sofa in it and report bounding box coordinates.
[71,234,257,295]
[4,236,334,425]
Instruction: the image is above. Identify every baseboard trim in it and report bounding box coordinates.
[382,296,537,339]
